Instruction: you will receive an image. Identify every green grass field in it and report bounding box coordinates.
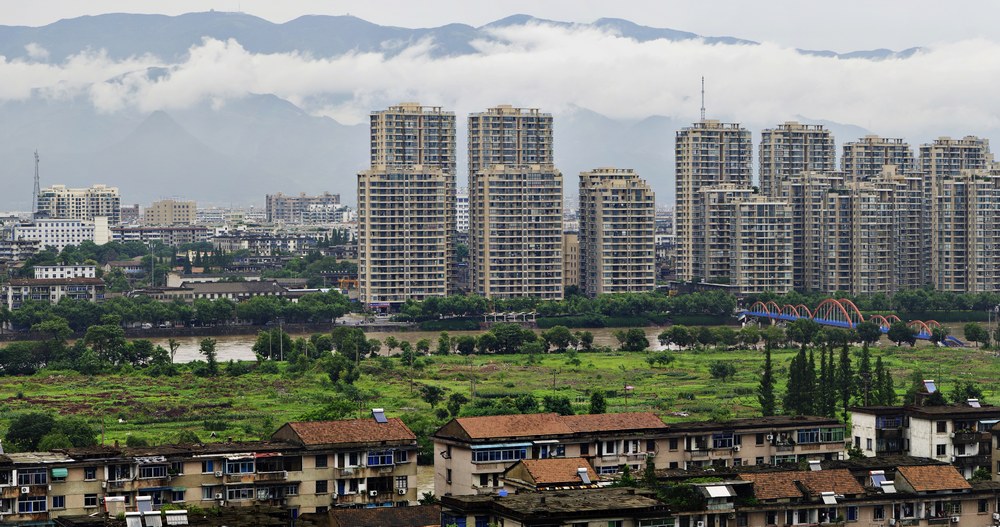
[2,339,999,447]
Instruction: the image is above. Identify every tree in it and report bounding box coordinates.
[200,338,218,376]
[645,351,675,368]
[709,362,737,381]
[951,381,985,404]
[660,326,694,349]
[964,323,990,348]
[487,323,537,354]
[514,393,539,414]
[856,321,882,350]
[447,393,469,417]
[714,327,738,348]
[167,338,181,363]
[856,342,873,406]
[873,356,896,405]
[542,326,574,353]
[31,316,72,344]
[737,326,760,349]
[455,335,477,355]
[53,416,97,447]
[613,328,649,352]
[436,332,452,356]
[420,384,445,408]
[761,326,786,350]
[577,331,595,351]
[4,412,56,451]
[930,326,950,346]
[416,338,431,355]
[695,326,717,349]
[384,336,399,355]
[589,391,607,414]
[837,340,853,421]
[887,321,917,347]
[542,395,574,415]
[758,345,776,416]
[787,318,821,349]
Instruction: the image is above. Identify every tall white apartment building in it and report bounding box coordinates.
[470,165,563,300]
[467,105,553,179]
[698,185,755,284]
[456,187,470,233]
[759,122,836,198]
[841,136,914,182]
[578,168,656,296]
[370,103,456,174]
[36,184,121,224]
[675,120,753,283]
[731,196,794,294]
[933,168,1000,292]
[12,218,104,251]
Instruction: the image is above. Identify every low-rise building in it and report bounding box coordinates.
[432,412,671,496]
[3,277,106,310]
[111,226,211,247]
[134,280,288,303]
[501,458,600,493]
[33,265,97,279]
[13,219,104,252]
[851,398,1000,477]
[441,488,672,527]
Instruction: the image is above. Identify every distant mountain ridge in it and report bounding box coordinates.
[0,12,919,62]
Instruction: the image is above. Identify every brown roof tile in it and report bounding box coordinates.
[562,412,668,433]
[897,465,972,492]
[450,413,571,440]
[517,458,598,485]
[324,504,440,527]
[278,418,416,446]
[739,469,864,500]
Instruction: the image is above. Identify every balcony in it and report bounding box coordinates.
[255,471,288,482]
[953,454,990,467]
[951,431,990,444]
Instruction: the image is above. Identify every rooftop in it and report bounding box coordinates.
[896,465,972,492]
[434,412,669,442]
[317,504,439,527]
[442,488,668,518]
[507,458,599,486]
[273,418,416,446]
[670,415,841,432]
[738,469,864,500]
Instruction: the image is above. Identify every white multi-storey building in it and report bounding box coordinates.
[36,184,121,224]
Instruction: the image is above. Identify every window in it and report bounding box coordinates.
[937,421,948,433]
[446,469,452,484]
[367,450,394,466]
[476,516,491,527]
[797,428,820,444]
[979,499,989,513]
[873,506,885,520]
[201,460,215,473]
[580,443,590,456]
[847,506,858,521]
[820,428,844,442]
[766,511,778,525]
[669,438,679,451]
[647,440,657,452]
[598,465,620,475]
[755,457,765,465]
[18,496,47,513]
[394,450,410,464]
[866,438,873,451]
[713,432,735,449]
[937,444,947,456]
[608,522,624,527]
[171,491,185,503]
[472,447,527,463]
[227,485,255,501]
[52,495,66,509]
[17,469,47,486]
[170,461,184,475]
[315,480,328,494]
[84,494,99,508]
[396,476,408,490]
[756,433,765,445]
[225,460,255,474]
[202,487,217,500]
[602,441,618,455]
[315,455,327,468]
[951,502,962,515]
[139,465,168,479]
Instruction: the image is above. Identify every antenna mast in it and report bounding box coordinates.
[32,150,40,218]
[700,77,706,121]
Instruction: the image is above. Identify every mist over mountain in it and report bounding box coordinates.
[2,11,981,210]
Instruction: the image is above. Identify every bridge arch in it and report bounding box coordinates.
[748,301,770,315]
[837,299,866,325]
[782,304,800,318]
[764,301,781,316]
[868,315,891,331]
[814,299,857,328]
[795,304,813,318]
[925,320,942,329]
[908,320,932,336]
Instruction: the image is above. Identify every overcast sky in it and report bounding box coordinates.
[5,0,1000,51]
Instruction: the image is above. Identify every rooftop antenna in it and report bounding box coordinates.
[32,150,40,218]
[700,76,706,121]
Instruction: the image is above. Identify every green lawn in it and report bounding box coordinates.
[2,340,999,447]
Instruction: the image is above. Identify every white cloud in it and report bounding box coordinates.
[1,21,999,139]
[24,43,49,60]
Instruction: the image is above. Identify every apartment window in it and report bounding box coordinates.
[669,438,678,451]
[601,441,618,455]
[17,469,47,486]
[847,506,858,521]
[476,517,491,527]
[52,495,66,509]
[139,465,168,479]
[227,485,255,501]
[937,421,948,433]
[608,521,624,527]
[315,480,328,494]
[766,511,778,525]
[979,499,989,513]
[171,491,185,503]
[84,467,97,480]
[394,450,410,464]
[396,476,408,490]
[368,450,394,467]
[755,457,765,465]
[713,432,735,449]
[866,438,873,451]
[472,447,527,463]
[756,433,765,445]
[84,494,99,508]
[202,487,218,500]
[170,462,184,475]
[201,460,215,473]
[797,428,820,444]
[647,440,657,452]
[18,496,47,513]
[937,444,947,456]
[581,443,590,456]
[446,469,452,484]
[315,455,327,468]
[873,506,885,521]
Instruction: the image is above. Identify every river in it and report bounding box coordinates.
[152,326,678,363]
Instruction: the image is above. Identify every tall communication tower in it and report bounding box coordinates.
[32,150,40,218]
[700,76,706,121]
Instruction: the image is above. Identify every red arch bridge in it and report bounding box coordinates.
[739,298,966,347]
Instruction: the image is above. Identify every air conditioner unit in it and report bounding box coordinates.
[766,435,774,441]
[398,488,407,495]
[697,521,705,527]
[951,517,960,523]
[214,471,223,477]
[950,433,956,438]
[992,513,999,521]
[331,492,338,499]
[214,493,223,500]
[888,519,896,526]
[369,490,379,497]
[101,481,107,489]
[20,487,30,494]
[733,445,741,452]
[728,513,736,519]
[950,456,956,462]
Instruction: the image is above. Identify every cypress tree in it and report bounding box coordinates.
[758,344,776,416]
[819,348,830,417]
[857,345,873,406]
[804,349,816,415]
[837,342,853,422]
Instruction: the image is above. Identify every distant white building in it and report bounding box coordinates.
[12,218,108,252]
[33,265,97,279]
[456,187,470,233]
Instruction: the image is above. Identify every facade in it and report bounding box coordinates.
[144,199,197,226]
[36,184,121,224]
[759,122,836,198]
[12,219,100,252]
[675,120,753,283]
[369,103,456,174]
[34,265,97,279]
[120,204,141,225]
[469,165,563,299]
[134,280,288,304]
[932,169,1000,292]
[265,193,343,224]
[841,135,914,181]
[467,105,554,179]
[213,233,318,257]
[919,136,992,190]
[562,232,580,290]
[851,401,1000,478]
[111,226,211,246]
[357,166,454,307]
[697,185,755,285]
[730,196,794,294]
[578,168,656,296]
[432,412,671,496]
[0,416,417,522]
[456,187,470,233]
[3,277,106,309]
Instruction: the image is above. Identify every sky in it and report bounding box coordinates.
[4,0,1000,51]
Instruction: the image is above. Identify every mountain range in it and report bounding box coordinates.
[0,12,905,209]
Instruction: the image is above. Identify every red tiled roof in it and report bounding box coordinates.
[517,458,598,485]
[278,418,415,445]
[451,413,570,440]
[738,469,864,500]
[561,412,668,433]
[897,465,972,492]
